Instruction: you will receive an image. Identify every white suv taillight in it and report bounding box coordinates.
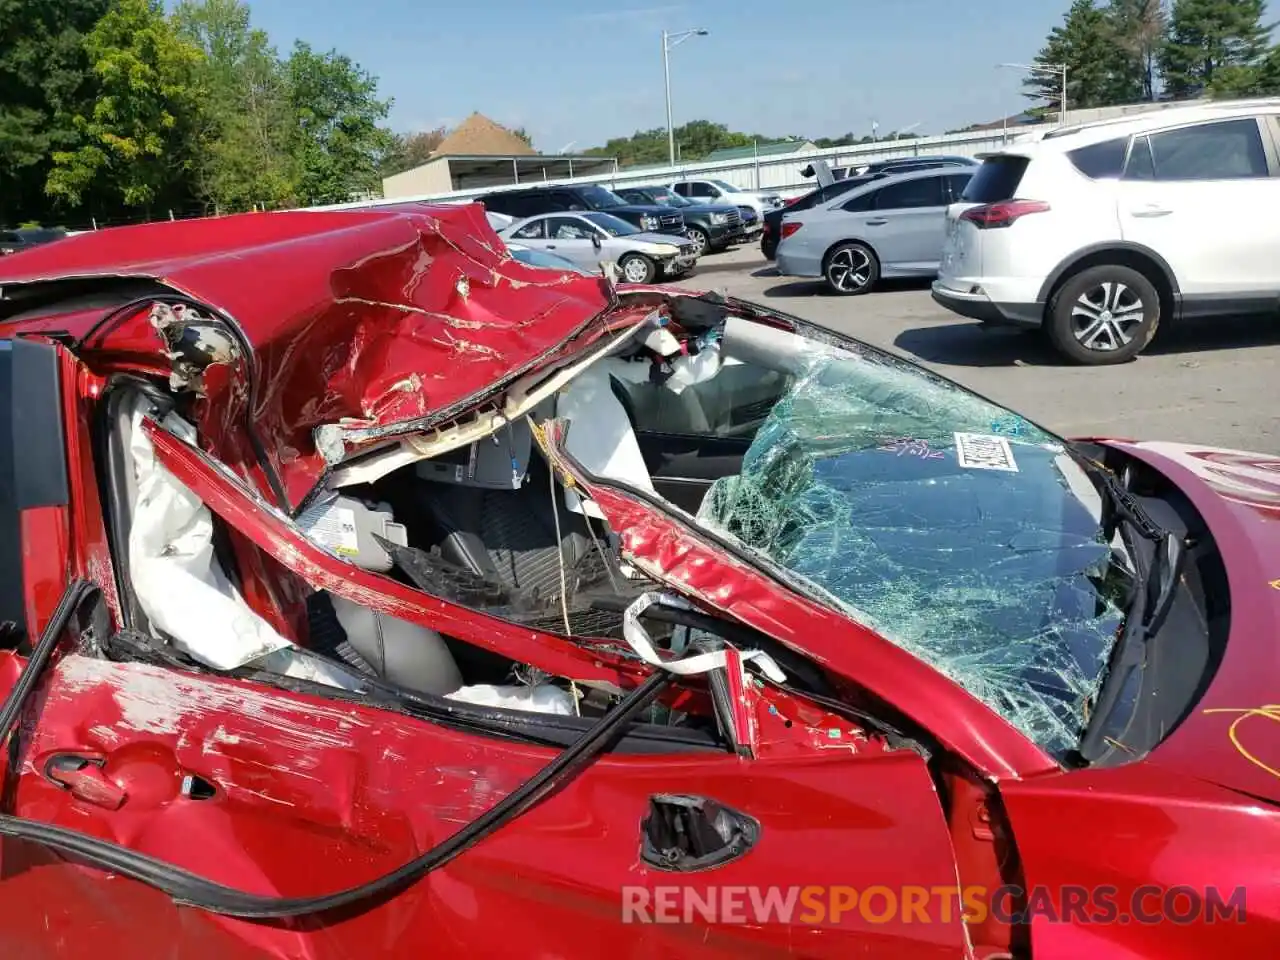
[959,200,1050,229]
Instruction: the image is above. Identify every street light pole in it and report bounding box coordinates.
[663,28,709,166]
[1061,64,1068,127]
[663,31,673,165]
[999,62,1069,127]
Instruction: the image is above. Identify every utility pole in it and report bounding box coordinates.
[999,62,1069,127]
[663,28,709,166]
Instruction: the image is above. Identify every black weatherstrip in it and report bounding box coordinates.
[0,343,19,634]
[11,339,70,509]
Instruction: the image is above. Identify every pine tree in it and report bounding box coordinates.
[1160,0,1269,98]
[1025,0,1144,114]
[1111,0,1168,100]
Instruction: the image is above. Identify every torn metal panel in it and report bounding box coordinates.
[148,302,239,394]
[325,312,656,490]
[0,205,626,510]
[694,346,1123,760]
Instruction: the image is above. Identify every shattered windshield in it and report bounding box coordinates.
[695,340,1124,759]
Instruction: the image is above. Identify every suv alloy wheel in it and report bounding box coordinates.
[1047,264,1161,365]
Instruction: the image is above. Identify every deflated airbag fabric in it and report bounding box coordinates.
[697,343,1123,758]
[125,397,362,688]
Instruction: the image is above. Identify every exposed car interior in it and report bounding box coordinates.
[74,282,1228,772]
[88,296,846,755]
[333,302,808,633]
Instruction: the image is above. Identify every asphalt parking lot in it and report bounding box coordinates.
[695,244,1280,455]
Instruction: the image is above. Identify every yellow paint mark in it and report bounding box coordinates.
[1269,579,1280,591]
[1202,705,1280,781]
[527,418,578,490]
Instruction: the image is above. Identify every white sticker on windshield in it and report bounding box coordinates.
[955,432,1018,472]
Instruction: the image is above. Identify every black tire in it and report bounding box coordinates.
[619,253,656,285]
[686,227,710,256]
[1047,264,1160,365]
[761,234,777,260]
[823,242,879,295]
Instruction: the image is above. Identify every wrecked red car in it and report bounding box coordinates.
[0,203,1276,959]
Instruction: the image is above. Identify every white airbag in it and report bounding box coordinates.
[127,399,360,689]
[555,358,655,517]
[446,683,577,715]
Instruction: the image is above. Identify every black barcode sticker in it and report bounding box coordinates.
[954,432,1019,472]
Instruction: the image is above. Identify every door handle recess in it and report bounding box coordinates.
[865,218,889,226]
[1130,206,1172,218]
[44,753,126,810]
[640,794,760,871]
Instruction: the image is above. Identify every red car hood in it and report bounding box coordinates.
[1103,440,1280,802]
[0,205,622,510]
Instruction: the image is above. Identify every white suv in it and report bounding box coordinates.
[670,179,783,220]
[932,101,1280,364]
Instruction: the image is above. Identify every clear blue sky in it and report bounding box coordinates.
[242,0,1077,148]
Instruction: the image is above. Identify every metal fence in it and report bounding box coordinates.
[307,124,1054,213]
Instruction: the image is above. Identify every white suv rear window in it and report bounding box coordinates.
[961,156,1030,203]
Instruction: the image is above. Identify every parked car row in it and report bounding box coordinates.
[479,177,782,281]
[773,100,1280,365]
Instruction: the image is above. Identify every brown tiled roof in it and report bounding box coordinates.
[433,113,536,157]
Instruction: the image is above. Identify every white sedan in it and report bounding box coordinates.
[500,211,698,284]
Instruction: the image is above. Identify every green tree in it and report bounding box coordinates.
[175,0,297,211]
[814,133,874,147]
[1205,44,1280,95]
[675,120,753,157]
[46,0,205,213]
[0,0,112,225]
[380,127,446,177]
[1160,0,1270,98]
[511,126,534,149]
[584,120,776,166]
[1111,0,1168,100]
[1026,0,1143,114]
[585,127,668,165]
[285,42,394,204]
